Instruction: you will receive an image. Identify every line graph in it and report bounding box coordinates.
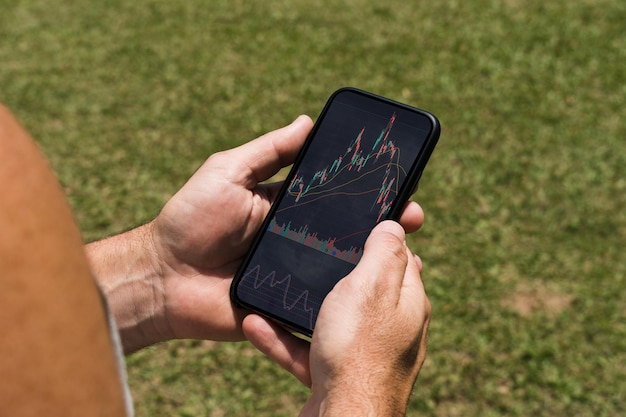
[241,264,317,330]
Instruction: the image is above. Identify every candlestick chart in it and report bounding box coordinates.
[268,112,407,264]
[234,101,428,333]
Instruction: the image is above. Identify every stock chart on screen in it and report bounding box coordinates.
[268,113,404,264]
[234,93,431,332]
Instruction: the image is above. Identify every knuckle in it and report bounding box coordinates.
[206,150,231,168]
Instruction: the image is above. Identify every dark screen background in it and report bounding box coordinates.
[234,89,435,333]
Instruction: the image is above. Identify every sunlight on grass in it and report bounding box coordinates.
[1,0,624,416]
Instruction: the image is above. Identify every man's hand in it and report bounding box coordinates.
[89,116,314,352]
[244,221,430,416]
[88,115,426,354]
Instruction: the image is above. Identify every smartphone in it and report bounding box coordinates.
[230,87,440,336]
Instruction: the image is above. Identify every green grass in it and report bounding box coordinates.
[2,0,625,415]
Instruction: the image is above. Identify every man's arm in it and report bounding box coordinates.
[85,223,168,354]
[80,113,429,415]
[85,116,317,353]
[0,105,128,416]
[84,114,425,355]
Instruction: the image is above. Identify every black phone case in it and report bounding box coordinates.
[230,87,440,336]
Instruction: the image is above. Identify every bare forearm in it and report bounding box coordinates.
[0,104,127,415]
[86,222,169,353]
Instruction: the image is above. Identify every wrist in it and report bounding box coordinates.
[302,373,412,417]
[86,222,171,353]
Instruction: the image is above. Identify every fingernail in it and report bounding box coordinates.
[291,114,311,126]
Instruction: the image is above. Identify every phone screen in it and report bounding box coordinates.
[231,88,439,335]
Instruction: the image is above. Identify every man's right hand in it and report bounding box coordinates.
[244,220,431,416]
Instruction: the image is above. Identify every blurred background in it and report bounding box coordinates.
[1,0,624,415]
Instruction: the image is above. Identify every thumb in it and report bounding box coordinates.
[230,115,314,184]
[348,220,409,297]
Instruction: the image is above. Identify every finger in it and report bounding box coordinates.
[229,115,313,186]
[402,248,425,296]
[399,249,431,328]
[397,201,425,234]
[348,220,409,298]
[413,253,423,272]
[242,314,312,387]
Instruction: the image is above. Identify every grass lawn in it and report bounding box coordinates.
[1,0,624,415]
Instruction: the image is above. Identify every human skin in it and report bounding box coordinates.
[245,221,431,417]
[86,115,431,415]
[0,106,430,416]
[86,115,426,354]
[0,105,127,416]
